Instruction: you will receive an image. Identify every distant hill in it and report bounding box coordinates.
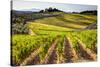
[17,8,41,12]
[12,8,41,14]
[12,10,33,14]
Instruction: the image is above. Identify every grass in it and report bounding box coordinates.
[28,22,72,35]
[66,29,97,49]
[12,34,57,65]
[56,35,65,63]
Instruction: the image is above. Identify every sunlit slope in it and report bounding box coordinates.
[30,13,97,30]
[28,22,73,35]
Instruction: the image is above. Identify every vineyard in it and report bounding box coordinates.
[11,12,97,66]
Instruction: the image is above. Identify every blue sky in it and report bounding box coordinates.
[12,0,97,12]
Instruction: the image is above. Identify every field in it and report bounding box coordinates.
[11,12,97,66]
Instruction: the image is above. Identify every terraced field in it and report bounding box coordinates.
[11,12,97,66]
[30,13,96,30]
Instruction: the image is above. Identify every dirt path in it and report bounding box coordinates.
[63,37,78,63]
[46,50,57,64]
[28,29,36,35]
[77,39,97,61]
[40,38,59,64]
[20,47,42,66]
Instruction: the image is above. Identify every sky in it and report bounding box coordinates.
[12,0,97,12]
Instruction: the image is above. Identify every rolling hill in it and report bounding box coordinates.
[11,11,97,66]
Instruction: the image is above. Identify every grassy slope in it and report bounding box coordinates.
[29,12,97,30]
[28,22,73,35]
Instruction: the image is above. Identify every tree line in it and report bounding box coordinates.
[39,7,62,13]
[80,10,97,15]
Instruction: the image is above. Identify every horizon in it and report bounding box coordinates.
[12,0,97,12]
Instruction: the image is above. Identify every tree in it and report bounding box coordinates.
[45,8,48,13]
[39,10,44,13]
[48,7,53,12]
